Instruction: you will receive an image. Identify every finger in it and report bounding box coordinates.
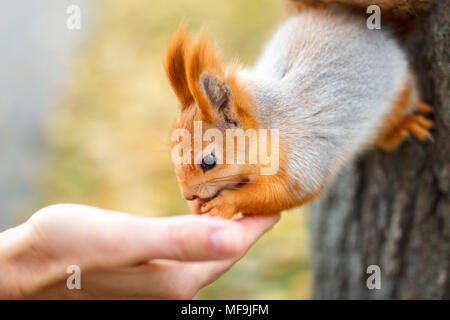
[58,208,249,264]
[178,214,281,290]
[111,213,280,265]
[99,215,281,298]
[138,214,280,262]
[128,215,247,262]
[238,214,280,246]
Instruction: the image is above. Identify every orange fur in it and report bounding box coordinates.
[194,138,325,218]
[226,70,260,129]
[201,165,327,218]
[171,100,322,218]
[164,25,194,108]
[185,31,225,120]
[170,90,294,218]
[167,27,302,218]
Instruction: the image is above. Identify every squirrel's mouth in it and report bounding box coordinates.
[207,177,250,202]
[197,177,251,204]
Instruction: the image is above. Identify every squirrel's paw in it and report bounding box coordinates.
[404,100,434,143]
[416,102,433,114]
[403,113,434,142]
[188,199,203,215]
[378,101,434,151]
[201,196,237,219]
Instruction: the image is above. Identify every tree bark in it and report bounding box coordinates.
[310,0,449,299]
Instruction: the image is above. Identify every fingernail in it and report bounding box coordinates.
[209,227,242,255]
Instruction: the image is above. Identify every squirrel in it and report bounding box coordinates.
[165,0,434,218]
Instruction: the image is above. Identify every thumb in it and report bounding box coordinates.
[130,215,246,262]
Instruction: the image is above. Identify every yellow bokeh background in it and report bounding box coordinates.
[42,0,311,299]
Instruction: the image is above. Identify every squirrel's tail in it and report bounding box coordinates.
[286,0,433,34]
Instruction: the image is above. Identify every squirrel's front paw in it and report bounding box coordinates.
[201,196,237,219]
[188,199,204,215]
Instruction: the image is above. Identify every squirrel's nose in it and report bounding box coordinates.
[182,187,198,201]
[184,194,198,201]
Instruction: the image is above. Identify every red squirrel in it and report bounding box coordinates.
[166,0,433,218]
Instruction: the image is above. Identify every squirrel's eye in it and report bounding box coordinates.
[201,153,216,172]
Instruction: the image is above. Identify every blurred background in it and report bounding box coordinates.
[0,0,311,299]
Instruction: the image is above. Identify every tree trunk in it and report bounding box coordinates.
[310,1,450,299]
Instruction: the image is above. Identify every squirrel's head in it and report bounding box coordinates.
[165,25,274,213]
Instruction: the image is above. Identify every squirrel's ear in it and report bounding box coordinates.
[200,72,230,110]
[185,31,243,127]
[165,25,194,109]
[200,72,240,127]
[186,31,225,120]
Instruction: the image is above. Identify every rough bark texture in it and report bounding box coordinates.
[310,1,449,299]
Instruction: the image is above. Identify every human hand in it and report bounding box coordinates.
[0,204,279,299]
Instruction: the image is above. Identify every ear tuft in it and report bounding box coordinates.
[185,30,224,119]
[165,24,194,109]
[200,73,230,109]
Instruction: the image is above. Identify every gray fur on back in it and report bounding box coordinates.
[239,9,410,194]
